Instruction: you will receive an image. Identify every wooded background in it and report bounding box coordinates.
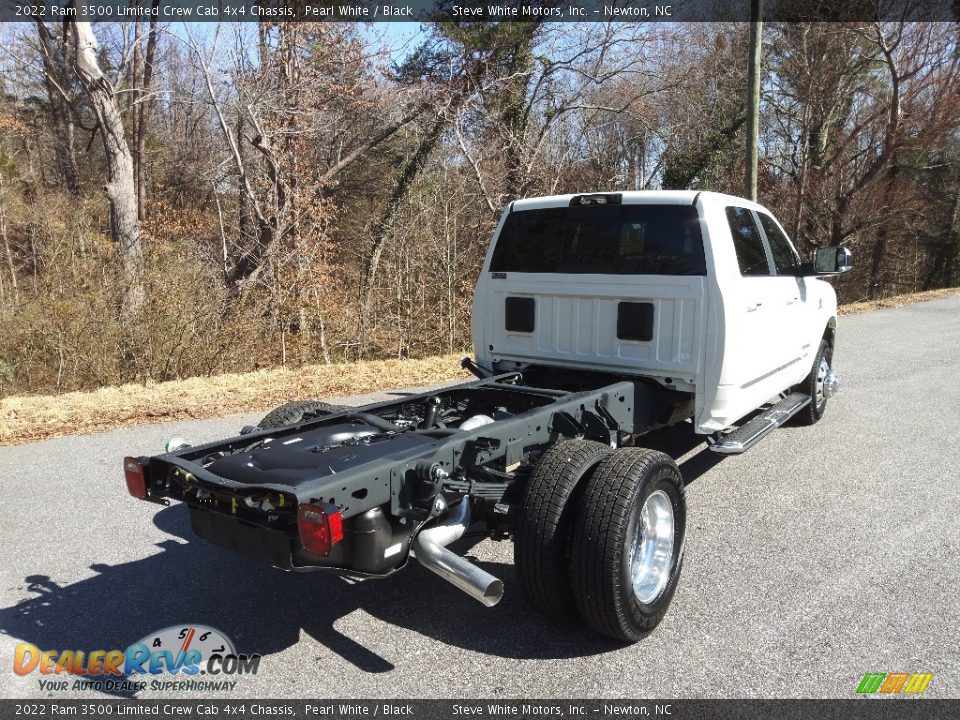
[0,20,957,397]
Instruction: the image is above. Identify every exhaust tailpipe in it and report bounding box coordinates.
[412,498,504,607]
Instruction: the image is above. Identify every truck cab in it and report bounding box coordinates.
[472,190,847,434]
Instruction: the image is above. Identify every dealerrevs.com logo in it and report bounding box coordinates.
[13,624,260,693]
[856,672,933,696]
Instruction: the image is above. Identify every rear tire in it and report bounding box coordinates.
[514,439,613,622]
[258,400,345,429]
[794,339,832,426]
[570,448,686,642]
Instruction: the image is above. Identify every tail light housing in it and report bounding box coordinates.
[297,503,344,556]
[123,457,148,499]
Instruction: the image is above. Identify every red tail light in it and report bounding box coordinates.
[297,503,344,556]
[123,457,148,499]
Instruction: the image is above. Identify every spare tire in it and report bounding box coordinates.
[258,400,346,429]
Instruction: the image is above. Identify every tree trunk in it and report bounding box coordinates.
[136,7,159,220]
[34,21,81,196]
[744,0,763,201]
[791,127,810,247]
[132,19,142,219]
[70,18,145,357]
[1,210,17,302]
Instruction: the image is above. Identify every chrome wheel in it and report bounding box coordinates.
[629,489,675,604]
[814,355,831,410]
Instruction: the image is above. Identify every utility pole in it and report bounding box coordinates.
[745,0,763,201]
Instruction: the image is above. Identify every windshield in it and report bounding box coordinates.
[489,204,706,275]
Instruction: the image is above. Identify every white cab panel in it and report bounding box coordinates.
[478,274,705,390]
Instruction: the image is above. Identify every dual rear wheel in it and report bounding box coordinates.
[514,440,686,642]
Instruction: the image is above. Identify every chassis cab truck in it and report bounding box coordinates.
[124,191,852,641]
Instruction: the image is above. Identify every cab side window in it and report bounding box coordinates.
[757,213,799,276]
[725,206,771,276]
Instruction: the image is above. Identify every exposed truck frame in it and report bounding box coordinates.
[128,365,688,599]
[125,190,852,641]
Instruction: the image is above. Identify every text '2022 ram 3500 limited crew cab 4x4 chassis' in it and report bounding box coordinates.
[124,191,852,641]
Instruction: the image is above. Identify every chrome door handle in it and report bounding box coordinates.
[786,297,798,305]
[746,303,762,312]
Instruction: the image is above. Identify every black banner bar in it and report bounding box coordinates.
[2,700,958,720]
[2,0,958,23]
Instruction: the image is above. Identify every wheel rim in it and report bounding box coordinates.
[629,489,675,604]
[814,355,831,410]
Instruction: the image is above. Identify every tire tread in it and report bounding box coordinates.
[515,439,612,621]
[794,340,831,426]
[570,448,685,641]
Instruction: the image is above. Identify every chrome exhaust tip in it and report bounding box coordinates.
[412,498,504,607]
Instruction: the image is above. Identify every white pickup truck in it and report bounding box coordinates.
[127,190,852,642]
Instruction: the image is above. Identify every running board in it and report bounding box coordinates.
[709,392,811,454]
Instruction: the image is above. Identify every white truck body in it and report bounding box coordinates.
[472,190,839,434]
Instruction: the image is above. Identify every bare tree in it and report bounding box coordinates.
[69,18,145,331]
[133,6,160,220]
[456,24,671,207]
[187,23,433,295]
[33,21,81,196]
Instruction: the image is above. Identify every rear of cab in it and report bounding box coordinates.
[471,191,837,433]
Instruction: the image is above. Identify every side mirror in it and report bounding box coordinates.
[802,246,853,276]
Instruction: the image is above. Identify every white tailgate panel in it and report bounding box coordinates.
[487,274,705,381]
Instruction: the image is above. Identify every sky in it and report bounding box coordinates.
[363,21,428,62]
[158,20,428,65]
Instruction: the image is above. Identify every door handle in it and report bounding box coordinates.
[746,302,762,312]
[786,297,799,305]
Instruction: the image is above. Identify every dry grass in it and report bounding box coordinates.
[3,287,959,446]
[838,287,960,315]
[0,354,468,446]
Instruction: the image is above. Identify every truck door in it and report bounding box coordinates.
[754,211,810,385]
[724,206,796,410]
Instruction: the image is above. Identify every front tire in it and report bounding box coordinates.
[514,439,612,622]
[794,339,832,426]
[570,448,686,642]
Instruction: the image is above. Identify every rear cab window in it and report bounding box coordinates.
[490,203,706,275]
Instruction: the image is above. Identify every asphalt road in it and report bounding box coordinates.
[1,296,958,700]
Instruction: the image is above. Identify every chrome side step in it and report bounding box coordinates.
[709,392,811,454]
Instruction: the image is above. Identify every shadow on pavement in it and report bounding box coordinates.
[0,423,731,688]
[0,506,620,685]
[637,422,723,486]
